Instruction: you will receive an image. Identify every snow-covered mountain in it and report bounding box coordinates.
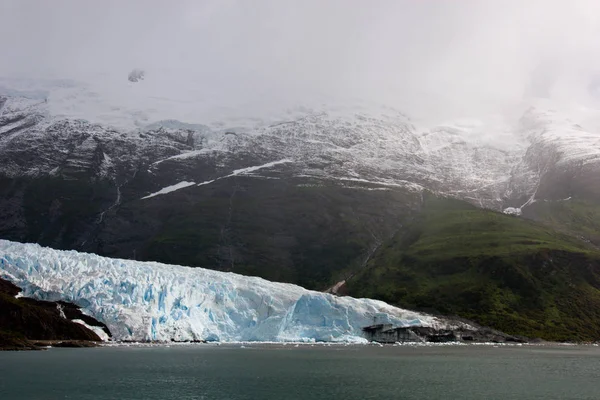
[2,78,598,211]
[505,106,600,212]
[0,239,451,342]
[1,77,600,292]
[0,86,522,206]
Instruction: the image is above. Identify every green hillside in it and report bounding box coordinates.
[345,195,600,341]
[524,199,600,249]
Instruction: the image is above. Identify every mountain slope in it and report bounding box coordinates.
[344,195,600,341]
[524,199,600,249]
[2,81,600,340]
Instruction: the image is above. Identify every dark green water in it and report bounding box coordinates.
[1,344,600,400]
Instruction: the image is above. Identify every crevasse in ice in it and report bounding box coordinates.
[0,240,439,342]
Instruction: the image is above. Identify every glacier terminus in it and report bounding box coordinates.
[0,240,451,343]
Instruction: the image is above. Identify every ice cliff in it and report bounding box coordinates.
[0,240,440,342]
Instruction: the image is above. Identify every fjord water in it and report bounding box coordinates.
[1,345,600,400]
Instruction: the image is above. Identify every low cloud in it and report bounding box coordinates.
[2,0,600,123]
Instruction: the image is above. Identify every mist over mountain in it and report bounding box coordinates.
[3,0,600,124]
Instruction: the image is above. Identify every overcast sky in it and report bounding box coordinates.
[2,0,600,121]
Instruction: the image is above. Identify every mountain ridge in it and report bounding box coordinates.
[1,80,600,339]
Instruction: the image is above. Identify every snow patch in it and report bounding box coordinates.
[503,207,522,216]
[72,319,110,341]
[142,181,196,199]
[229,159,292,176]
[151,148,220,167]
[57,304,67,319]
[195,159,292,188]
[197,179,216,187]
[99,152,113,178]
[145,160,292,196]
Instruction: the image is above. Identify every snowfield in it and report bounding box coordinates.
[0,240,442,343]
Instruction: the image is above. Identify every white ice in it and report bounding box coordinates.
[141,181,196,199]
[502,207,522,216]
[229,159,292,176]
[0,240,443,343]
[71,319,111,342]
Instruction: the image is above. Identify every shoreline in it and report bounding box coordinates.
[4,340,600,352]
[47,340,600,349]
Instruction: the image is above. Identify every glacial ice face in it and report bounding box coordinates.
[0,240,439,342]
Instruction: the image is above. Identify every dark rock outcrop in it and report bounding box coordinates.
[362,323,528,344]
[0,278,110,350]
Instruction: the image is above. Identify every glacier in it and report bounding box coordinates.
[0,240,443,343]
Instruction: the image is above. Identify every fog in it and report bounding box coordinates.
[2,0,600,123]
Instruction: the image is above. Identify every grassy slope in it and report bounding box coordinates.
[345,195,600,341]
[524,199,600,248]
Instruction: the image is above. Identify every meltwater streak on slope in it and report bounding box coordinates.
[0,240,439,342]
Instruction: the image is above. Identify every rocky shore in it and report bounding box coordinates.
[362,323,530,344]
[0,278,110,351]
